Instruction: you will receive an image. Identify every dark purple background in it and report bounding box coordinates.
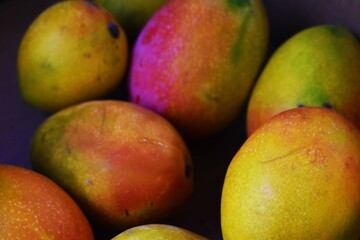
[1,0,359,239]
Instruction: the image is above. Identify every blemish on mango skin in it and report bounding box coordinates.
[108,22,120,39]
[323,103,332,109]
[85,179,93,186]
[185,162,192,178]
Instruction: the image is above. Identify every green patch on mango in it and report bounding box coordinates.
[231,8,252,63]
[227,0,251,8]
[324,25,346,38]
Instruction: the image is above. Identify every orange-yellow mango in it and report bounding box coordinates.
[222,107,360,239]
[0,164,94,240]
[30,100,193,230]
[18,0,128,113]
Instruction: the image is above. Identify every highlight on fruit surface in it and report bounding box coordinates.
[221,107,360,239]
[111,224,208,240]
[30,100,193,230]
[18,0,128,113]
[0,164,94,240]
[129,0,269,139]
[247,24,360,136]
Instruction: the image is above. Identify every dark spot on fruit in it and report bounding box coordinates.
[345,161,350,169]
[134,95,141,104]
[41,61,54,72]
[297,104,304,108]
[83,52,92,58]
[85,179,93,185]
[206,93,220,103]
[108,22,120,39]
[323,103,332,109]
[185,160,192,178]
[124,209,129,216]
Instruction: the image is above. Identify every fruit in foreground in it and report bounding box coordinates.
[95,0,168,43]
[18,0,128,113]
[129,0,269,139]
[221,107,360,239]
[30,100,193,229]
[0,164,94,240]
[111,224,208,240]
[247,24,360,136]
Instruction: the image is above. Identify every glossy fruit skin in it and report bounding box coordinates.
[95,0,168,43]
[129,0,269,139]
[30,100,193,230]
[111,224,208,240]
[221,107,360,239]
[0,164,94,240]
[18,0,128,113]
[247,24,360,136]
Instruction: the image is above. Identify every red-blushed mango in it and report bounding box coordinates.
[111,224,208,240]
[95,0,168,44]
[247,24,360,136]
[30,100,193,230]
[221,107,360,239]
[18,0,128,113]
[129,0,269,139]
[0,164,94,240]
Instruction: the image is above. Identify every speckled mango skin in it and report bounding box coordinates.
[247,25,360,136]
[0,164,94,240]
[129,0,269,139]
[112,224,208,240]
[30,100,193,230]
[18,0,128,113]
[221,107,360,239]
[95,0,168,43]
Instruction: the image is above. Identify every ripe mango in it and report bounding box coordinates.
[0,164,94,240]
[247,24,360,136]
[222,107,360,239]
[129,0,269,139]
[30,100,193,230]
[18,0,128,113]
[112,224,207,240]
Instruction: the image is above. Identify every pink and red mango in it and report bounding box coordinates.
[129,0,269,139]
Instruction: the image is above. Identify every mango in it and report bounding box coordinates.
[129,0,269,139]
[247,24,360,136]
[112,224,208,240]
[221,107,360,239]
[0,164,94,240]
[18,0,128,113]
[95,0,168,44]
[30,100,193,230]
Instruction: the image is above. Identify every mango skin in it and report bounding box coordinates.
[129,0,269,139]
[247,24,360,136]
[18,0,128,113]
[95,0,168,43]
[112,224,208,240]
[221,107,360,239]
[30,100,193,230]
[0,164,94,240]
